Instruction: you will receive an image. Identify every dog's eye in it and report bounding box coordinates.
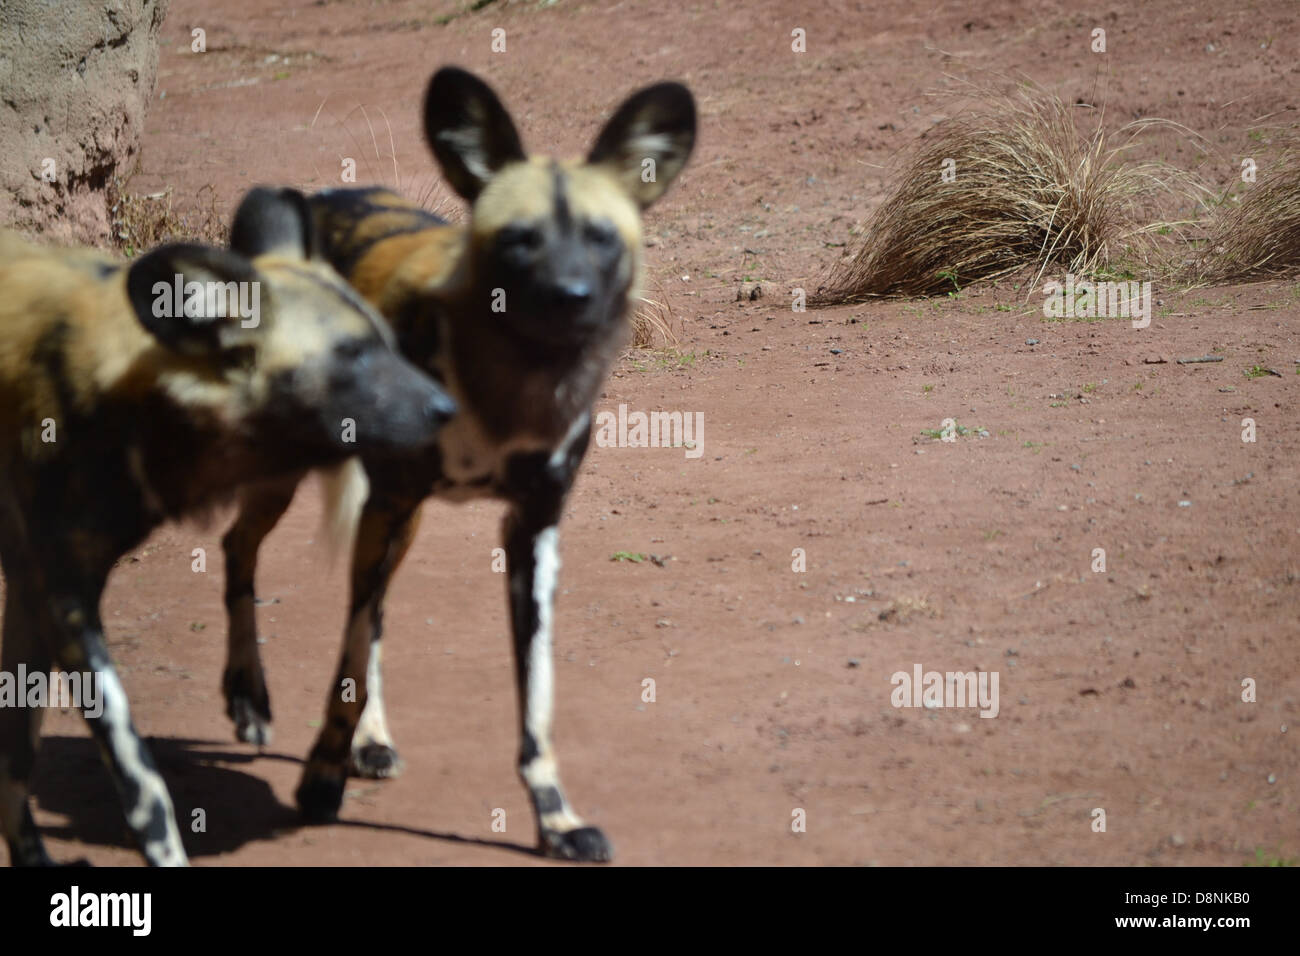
[499,226,542,250]
[333,339,369,361]
[583,222,618,246]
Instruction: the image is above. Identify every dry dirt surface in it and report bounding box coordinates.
[16,0,1300,866]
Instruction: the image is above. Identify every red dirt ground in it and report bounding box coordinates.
[14,0,1300,865]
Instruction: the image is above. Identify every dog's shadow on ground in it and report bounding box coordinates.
[31,735,537,862]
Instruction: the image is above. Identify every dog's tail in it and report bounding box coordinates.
[318,458,369,563]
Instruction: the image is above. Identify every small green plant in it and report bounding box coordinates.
[920,421,986,439]
[655,350,697,371]
[610,551,648,563]
[922,384,934,394]
[1244,364,1271,379]
[1093,265,1138,281]
[1083,382,1098,393]
[937,270,962,298]
[1246,847,1298,867]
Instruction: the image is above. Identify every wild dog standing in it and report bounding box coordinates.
[219,67,695,860]
[0,188,455,866]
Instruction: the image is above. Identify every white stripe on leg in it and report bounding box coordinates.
[355,642,394,748]
[95,668,187,866]
[520,528,586,832]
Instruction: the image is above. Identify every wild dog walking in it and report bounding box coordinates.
[0,188,455,866]
[219,67,695,861]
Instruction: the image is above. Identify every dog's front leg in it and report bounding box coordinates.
[49,590,188,866]
[501,435,611,862]
[296,487,422,821]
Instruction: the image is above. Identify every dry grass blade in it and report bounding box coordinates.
[107,178,228,254]
[814,87,1208,303]
[308,98,461,221]
[1192,149,1300,283]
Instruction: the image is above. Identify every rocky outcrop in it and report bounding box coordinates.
[0,0,170,243]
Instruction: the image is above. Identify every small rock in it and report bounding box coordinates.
[1026,338,1039,345]
[1170,833,1186,847]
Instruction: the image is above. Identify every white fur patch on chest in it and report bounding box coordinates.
[431,410,545,500]
[431,403,591,503]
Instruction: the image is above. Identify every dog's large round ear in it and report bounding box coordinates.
[125,243,262,356]
[423,66,526,202]
[587,82,696,209]
[230,187,320,260]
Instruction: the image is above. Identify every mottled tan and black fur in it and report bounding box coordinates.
[0,188,454,866]
[220,67,695,861]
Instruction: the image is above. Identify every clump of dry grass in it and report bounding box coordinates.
[629,278,681,349]
[629,297,678,349]
[107,178,227,255]
[814,87,1207,302]
[1192,149,1300,283]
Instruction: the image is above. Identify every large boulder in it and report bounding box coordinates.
[0,0,170,244]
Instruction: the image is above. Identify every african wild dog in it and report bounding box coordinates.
[219,67,696,861]
[0,188,456,866]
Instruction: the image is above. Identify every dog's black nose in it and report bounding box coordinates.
[427,388,458,424]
